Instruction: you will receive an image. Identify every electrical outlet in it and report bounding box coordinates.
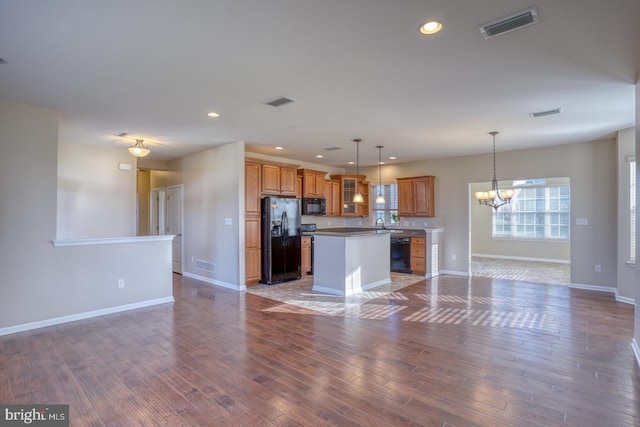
[117,279,125,289]
[595,265,601,273]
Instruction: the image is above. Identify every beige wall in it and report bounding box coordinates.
[635,81,640,349]
[57,139,137,239]
[0,98,172,332]
[617,128,636,300]
[359,139,618,289]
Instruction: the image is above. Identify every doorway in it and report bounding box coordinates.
[469,177,571,285]
[151,185,183,274]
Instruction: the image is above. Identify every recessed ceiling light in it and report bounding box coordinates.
[389,156,396,160]
[316,155,324,158]
[419,21,443,35]
[348,161,355,165]
[275,146,283,150]
[206,112,220,118]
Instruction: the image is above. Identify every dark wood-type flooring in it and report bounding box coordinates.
[1,273,638,426]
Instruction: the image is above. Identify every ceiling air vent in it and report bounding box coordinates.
[530,108,563,118]
[324,146,342,151]
[266,96,295,107]
[479,6,539,39]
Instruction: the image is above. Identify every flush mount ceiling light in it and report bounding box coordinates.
[128,139,151,158]
[352,138,364,203]
[419,20,443,35]
[474,131,513,210]
[375,146,385,204]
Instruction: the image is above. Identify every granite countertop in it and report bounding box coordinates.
[312,227,428,237]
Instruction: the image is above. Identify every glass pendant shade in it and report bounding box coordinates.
[375,145,385,204]
[128,139,151,158]
[352,138,363,203]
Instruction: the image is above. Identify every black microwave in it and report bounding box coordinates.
[301,197,326,216]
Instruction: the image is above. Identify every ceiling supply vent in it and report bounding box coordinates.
[479,6,539,39]
[266,96,295,107]
[530,108,563,118]
[324,146,342,151]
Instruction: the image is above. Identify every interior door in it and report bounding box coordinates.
[167,185,183,274]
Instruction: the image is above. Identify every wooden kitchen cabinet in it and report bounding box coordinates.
[324,180,340,216]
[244,160,262,285]
[397,175,435,217]
[410,236,426,275]
[261,163,297,196]
[330,174,369,217]
[301,236,312,275]
[298,169,327,198]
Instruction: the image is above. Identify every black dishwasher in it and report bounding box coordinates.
[390,236,411,273]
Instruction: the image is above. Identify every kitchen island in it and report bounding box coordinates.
[311,229,390,296]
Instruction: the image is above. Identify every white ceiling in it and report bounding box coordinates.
[1,0,638,167]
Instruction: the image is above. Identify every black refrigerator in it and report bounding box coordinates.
[260,197,302,285]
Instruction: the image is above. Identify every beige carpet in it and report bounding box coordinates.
[245,273,425,316]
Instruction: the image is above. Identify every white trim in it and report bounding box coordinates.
[472,253,570,264]
[631,339,640,368]
[183,271,246,291]
[614,292,635,305]
[0,297,175,337]
[52,235,174,247]
[439,270,470,277]
[569,283,616,294]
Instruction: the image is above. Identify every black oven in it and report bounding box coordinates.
[390,236,411,273]
[301,197,326,216]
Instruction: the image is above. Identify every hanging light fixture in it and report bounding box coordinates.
[474,131,513,210]
[128,139,151,158]
[375,145,385,204]
[352,138,364,203]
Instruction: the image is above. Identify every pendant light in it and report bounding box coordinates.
[474,131,513,210]
[352,139,364,203]
[375,145,385,204]
[128,139,151,158]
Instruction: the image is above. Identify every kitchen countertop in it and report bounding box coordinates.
[311,227,429,237]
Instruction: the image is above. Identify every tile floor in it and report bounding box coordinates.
[470,256,570,285]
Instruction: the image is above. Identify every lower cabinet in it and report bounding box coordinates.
[410,237,426,275]
[301,236,312,275]
[245,216,261,284]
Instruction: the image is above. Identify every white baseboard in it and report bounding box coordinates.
[0,296,175,337]
[183,271,246,291]
[438,270,470,277]
[569,283,616,294]
[472,253,570,264]
[615,292,635,305]
[631,339,640,368]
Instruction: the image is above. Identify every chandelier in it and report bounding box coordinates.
[474,131,513,210]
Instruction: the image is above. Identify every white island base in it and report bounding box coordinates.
[312,232,391,296]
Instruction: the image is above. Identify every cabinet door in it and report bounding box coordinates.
[303,171,316,197]
[245,216,261,284]
[301,236,311,275]
[413,176,435,217]
[410,237,426,275]
[245,161,261,215]
[280,167,297,196]
[330,181,340,216]
[341,178,357,215]
[262,164,280,194]
[397,178,414,216]
[314,172,326,197]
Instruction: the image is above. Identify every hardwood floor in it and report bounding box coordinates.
[1,273,638,426]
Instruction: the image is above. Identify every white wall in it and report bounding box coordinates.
[57,139,137,239]
[0,98,173,332]
[635,81,640,351]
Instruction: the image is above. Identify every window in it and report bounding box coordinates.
[629,158,636,262]
[371,184,398,225]
[493,179,570,240]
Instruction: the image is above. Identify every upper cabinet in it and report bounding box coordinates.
[257,160,298,196]
[397,175,435,217]
[324,180,340,216]
[245,160,262,215]
[297,169,327,198]
[331,174,369,217]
